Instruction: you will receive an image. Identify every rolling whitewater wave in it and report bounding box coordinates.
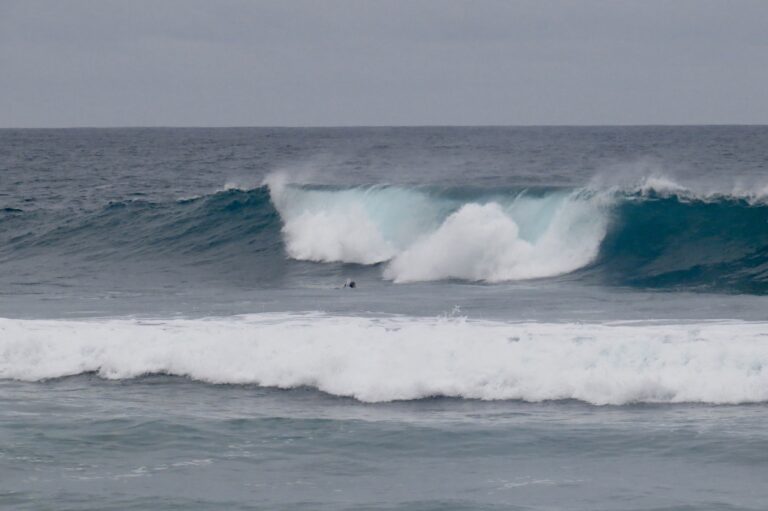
[3,176,768,292]
[1,313,767,405]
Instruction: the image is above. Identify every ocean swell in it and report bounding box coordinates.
[5,177,768,292]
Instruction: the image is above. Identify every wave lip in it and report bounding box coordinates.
[2,314,767,405]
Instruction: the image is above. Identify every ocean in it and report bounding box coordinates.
[1,126,767,510]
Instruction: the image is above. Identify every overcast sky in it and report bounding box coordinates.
[1,0,766,127]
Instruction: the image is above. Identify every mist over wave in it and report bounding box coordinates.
[2,313,767,405]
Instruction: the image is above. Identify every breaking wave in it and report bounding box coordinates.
[4,174,768,292]
[268,176,768,291]
[267,176,608,282]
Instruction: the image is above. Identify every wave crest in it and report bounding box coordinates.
[8,174,768,292]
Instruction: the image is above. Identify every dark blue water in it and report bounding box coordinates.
[1,126,768,510]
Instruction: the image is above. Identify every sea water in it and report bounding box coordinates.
[1,126,767,510]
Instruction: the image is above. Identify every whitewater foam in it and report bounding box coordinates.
[267,178,446,265]
[2,314,767,405]
[385,194,608,282]
[267,177,610,282]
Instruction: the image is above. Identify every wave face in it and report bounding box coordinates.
[594,193,768,292]
[2,313,767,405]
[4,179,768,293]
[0,187,284,282]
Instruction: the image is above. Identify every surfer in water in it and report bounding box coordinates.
[343,279,356,289]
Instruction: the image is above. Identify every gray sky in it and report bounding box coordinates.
[1,0,767,127]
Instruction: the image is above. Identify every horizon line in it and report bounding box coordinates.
[1,122,767,130]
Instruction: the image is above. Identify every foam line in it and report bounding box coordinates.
[2,314,767,405]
